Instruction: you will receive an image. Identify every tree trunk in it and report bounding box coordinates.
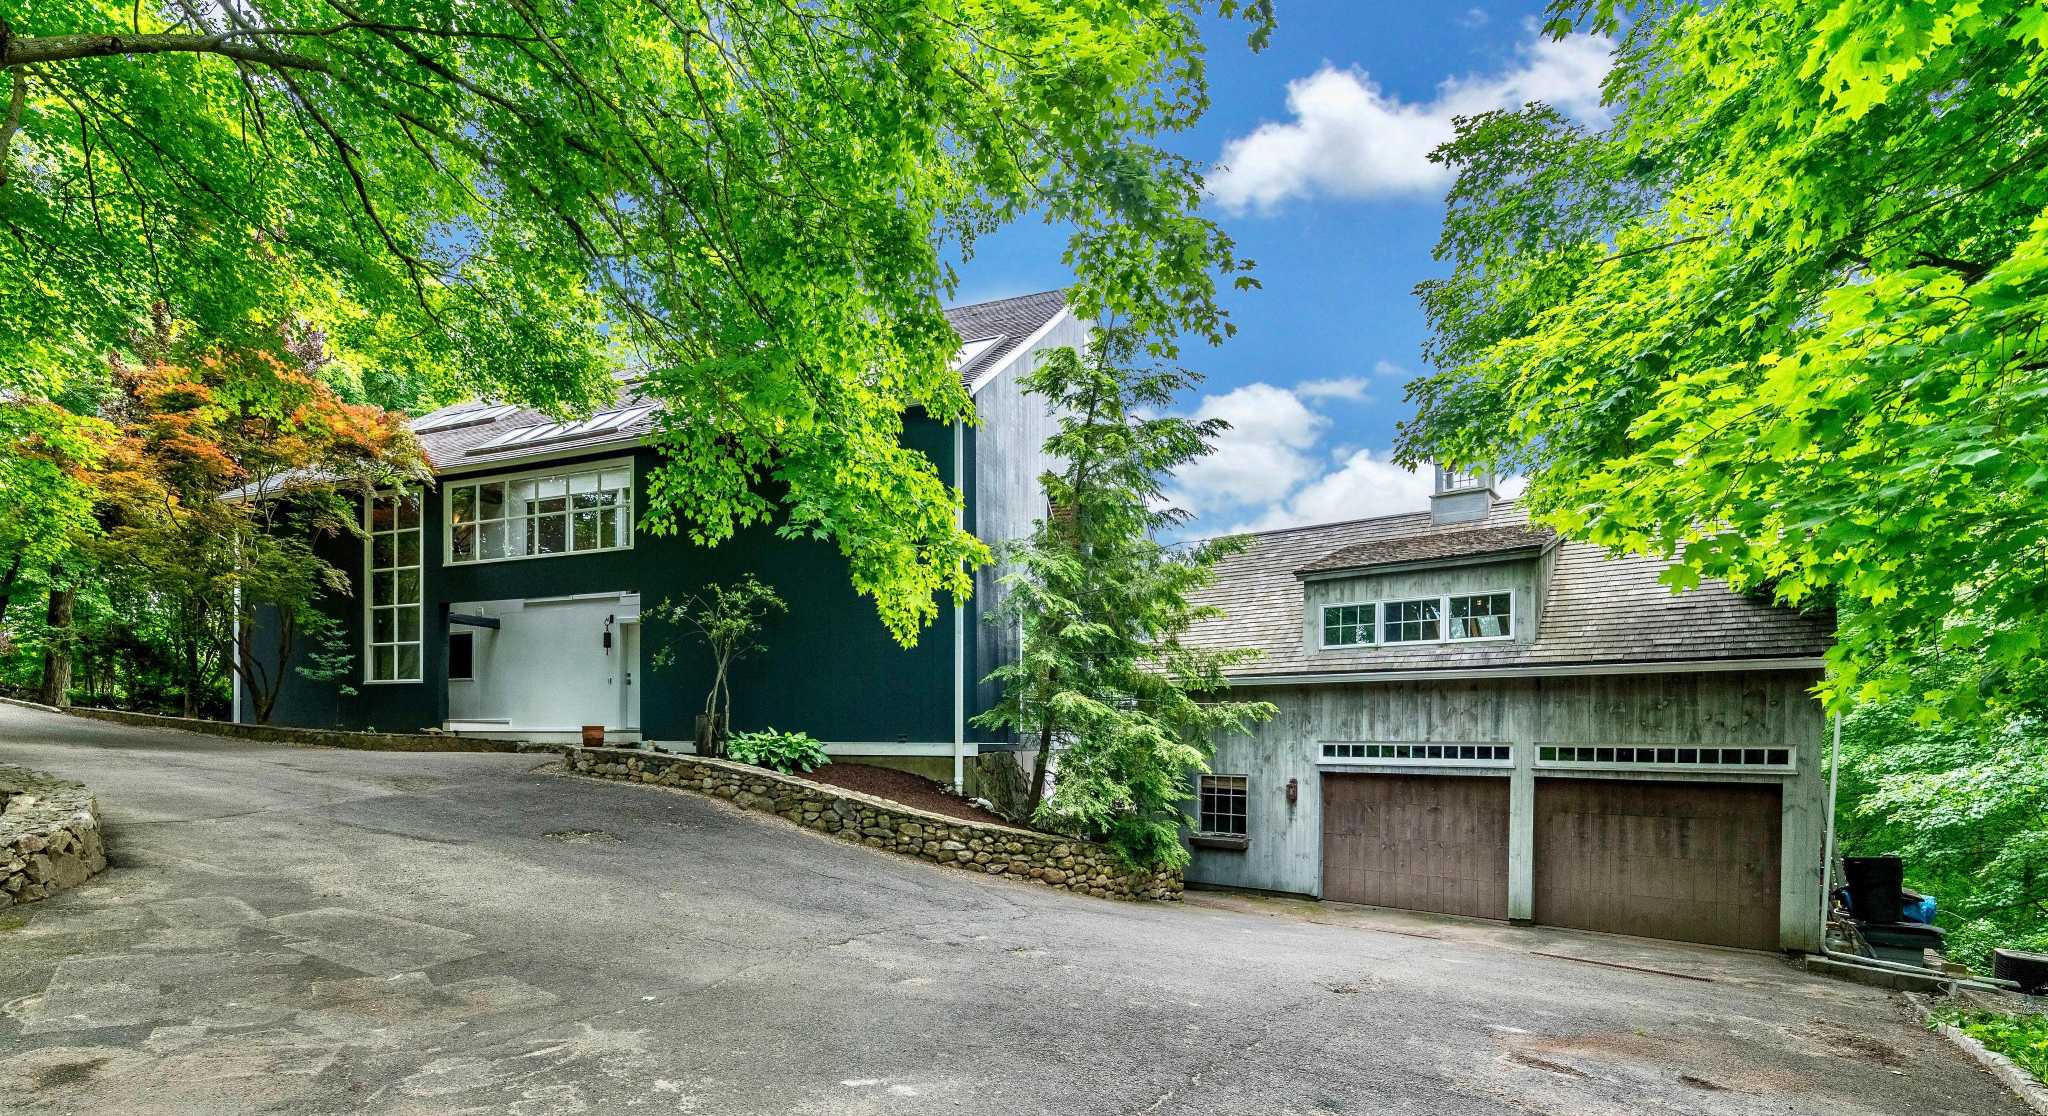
[0,553,22,633]
[38,585,75,706]
[1025,718,1053,819]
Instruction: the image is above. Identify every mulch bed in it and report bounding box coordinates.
[801,762,1020,829]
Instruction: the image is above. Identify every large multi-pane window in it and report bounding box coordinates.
[367,490,422,683]
[446,460,633,564]
[1381,598,1442,643]
[1198,775,1248,836]
[1321,603,1375,647]
[1447,592,1513,640]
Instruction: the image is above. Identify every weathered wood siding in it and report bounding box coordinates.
[967,311,1089,735]
[1301,557,1543,652]
[1191,669,1826,950]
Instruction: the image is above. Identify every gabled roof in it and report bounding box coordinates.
[410,289,1069,477]
[1183,501,1833,678]
[1297,522,1554,577]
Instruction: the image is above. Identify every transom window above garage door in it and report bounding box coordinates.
[1321,742,1513,767]
[1538,745,1794,771]
[446,458,633,565]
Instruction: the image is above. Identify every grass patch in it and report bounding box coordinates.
[1934,1008,2048,1084]
[0,911,28,933]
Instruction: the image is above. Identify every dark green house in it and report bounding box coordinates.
[237,291,1083,791]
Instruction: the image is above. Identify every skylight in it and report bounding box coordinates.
[411,403,519,434]
[464,404,657,455]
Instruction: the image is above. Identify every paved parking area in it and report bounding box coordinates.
[0,703,2024,1114]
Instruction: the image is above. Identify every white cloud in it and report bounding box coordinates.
[1296,376,1372,401]
[1460,7,1491,28]
[1208,29,1613,212]
[1223,448,1433,534]
[1373,358,1412,378]
[1167,383,1328,513]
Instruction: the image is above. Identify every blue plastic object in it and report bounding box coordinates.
[1901,894,1936,925]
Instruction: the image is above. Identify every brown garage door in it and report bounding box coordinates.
[1534,779,1782,951]
[1321,774,1509,919]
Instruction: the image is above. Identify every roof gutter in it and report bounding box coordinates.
[1297,545,1546,581]
[1226,656,1828,686]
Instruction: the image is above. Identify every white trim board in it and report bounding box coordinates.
[824,741,981,758]
[1228,656,1827,686]
[965,306,1074,397]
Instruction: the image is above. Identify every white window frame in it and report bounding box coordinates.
[1535,744,1796,774]
[364,489,424,685]
[1318,741,1514,767]
[1314,590,1517,651]
[1317,601,1377,649]
[443,456,635,567]
[1445,590,1516,642]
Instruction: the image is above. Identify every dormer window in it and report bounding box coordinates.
[1315,591,1517,649]
[1448,592,1513,640]
[1321,604,1375,647]
[1382,599,1442,643]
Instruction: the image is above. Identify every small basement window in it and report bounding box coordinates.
[1447,592,1512,640]
[1198,774,1248,836]
[1322,603,1375,647]
[448,631,475,681]
[1382,598,1441,643]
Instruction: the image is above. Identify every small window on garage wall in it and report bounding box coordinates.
[448,632,475,681]
[1199,775,1248,835]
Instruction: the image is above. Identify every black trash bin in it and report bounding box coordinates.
[1844,856,1905,924]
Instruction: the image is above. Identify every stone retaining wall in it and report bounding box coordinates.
[0,764,106,910]
[560,747,1182,902]
[0,697,525,753]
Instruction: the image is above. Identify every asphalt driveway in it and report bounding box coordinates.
[0,703,2023,1115]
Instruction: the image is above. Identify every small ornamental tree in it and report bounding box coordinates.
[650,576,785,756]
[974,328,1274,870]
[26,311,424,717]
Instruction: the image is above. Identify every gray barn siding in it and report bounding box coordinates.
[967,311,1090,739]
[1191,670,1826,949]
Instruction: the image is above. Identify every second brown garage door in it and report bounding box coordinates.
[1534,779,1782,951]
[1322,774,1509,919]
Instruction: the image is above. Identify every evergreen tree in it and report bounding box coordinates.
[974,328,1273,870]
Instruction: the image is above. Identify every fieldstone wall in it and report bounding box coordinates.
[0,764,106,910]
[560,747,1182,902]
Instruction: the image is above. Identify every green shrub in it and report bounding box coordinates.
[726,728,828,775]
[1933,1009,2048,1084]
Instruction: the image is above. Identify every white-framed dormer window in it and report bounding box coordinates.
[446,458,633,565]
[1447,592,1513,640]
[366,489,423,684]
[1382,598,1442,643]
[1320,603,1375,648]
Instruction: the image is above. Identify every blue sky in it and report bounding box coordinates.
[950,3,1609,534]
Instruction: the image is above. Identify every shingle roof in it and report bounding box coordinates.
[1297,522,1554,576]
[1184,502,1833,678]
[945,289,1068,389]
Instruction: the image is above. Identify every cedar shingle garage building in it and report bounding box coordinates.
[1181,470,1835,952]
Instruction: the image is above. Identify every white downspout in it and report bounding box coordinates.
[952,419,966,794]
[1822,710,1841,938]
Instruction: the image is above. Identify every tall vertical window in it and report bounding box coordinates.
[446,460,633,564]
[1382,598,1442,643]
[1198,775,1248,836]
[367,490,423,682]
